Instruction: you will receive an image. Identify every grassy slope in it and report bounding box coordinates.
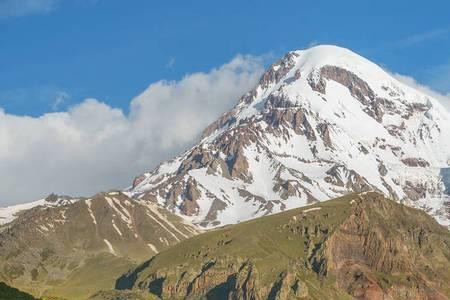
[43,254,136,300]
[118,194,356,299]
[117,192,450,300]
[143,195,350,279]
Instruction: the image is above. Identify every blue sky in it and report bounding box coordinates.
[1,0,450,205]
[1,0,450,116]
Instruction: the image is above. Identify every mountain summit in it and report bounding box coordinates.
[128,45,450,227]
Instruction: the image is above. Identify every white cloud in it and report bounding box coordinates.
[0,86,71,112]
[0,0,99,18]
[307,40,319,48]
[428,62,450,96]
[52,90,70,110]
[0,0,58,18]
[369,27,450,54]
[396,28,450,48]
[0,55,264,205]
[165,57,176,69]
[391,73,450,111]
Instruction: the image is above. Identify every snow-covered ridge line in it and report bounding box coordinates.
[0,195,81,226]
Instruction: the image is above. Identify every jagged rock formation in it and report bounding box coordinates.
[129,45,450,228]
[115,192,450,300]
[0,192,199,299]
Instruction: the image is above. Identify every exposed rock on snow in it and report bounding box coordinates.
[129,45,450,228]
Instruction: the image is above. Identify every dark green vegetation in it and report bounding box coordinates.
[0,282,39,300]
[116,192,450,300]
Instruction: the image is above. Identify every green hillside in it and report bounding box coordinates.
[116,192,450,300]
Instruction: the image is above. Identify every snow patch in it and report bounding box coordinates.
[112,219,123,237]
[303,207,322,213]
[103,239,117,256]
[85,199,97,225]
[147,243,158,253]
[0,199,46,225]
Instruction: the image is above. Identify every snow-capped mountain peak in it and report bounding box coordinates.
[129,45,450,228]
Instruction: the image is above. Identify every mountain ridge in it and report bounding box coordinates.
[114,192,450,300]
[127,45,450,228]
[0,191,199,299]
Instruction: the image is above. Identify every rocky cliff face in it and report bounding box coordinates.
[115,192,450,300]
[0,192,199,299]
[128,45,450,228]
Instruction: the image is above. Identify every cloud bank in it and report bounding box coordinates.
[0,55,264,205]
